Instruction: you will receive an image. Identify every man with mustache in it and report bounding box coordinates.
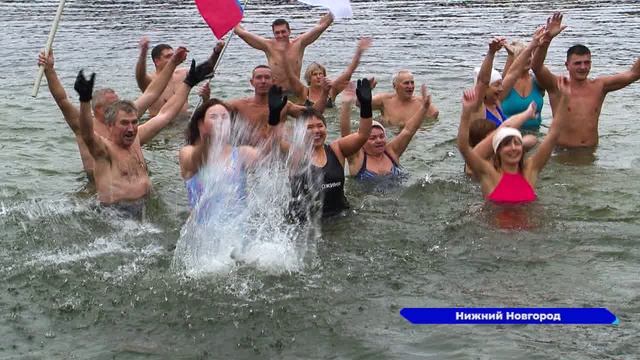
[72,49,221,208]
[38,46,188,178]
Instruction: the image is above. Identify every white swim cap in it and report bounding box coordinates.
[492,127,523,153]
[473,67,502,86]
[371,120,386,134]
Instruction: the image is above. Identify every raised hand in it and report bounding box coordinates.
[356,78,373,118]
[171,46,188,65]
[321,76,333,93]
[74,70,95,102]
[139,36,150,53]
[368,77,377,89]
[545,12,567,39]
[462,88,479,112]
[184,59,215,87]
[420,84,432,109]
[208,41,226,69]
[504,42,517,56]
[38,49,55,71]
[357,37,373,53]
[631,57,640,76]
[198,82,211,101]
[556,76,571,97]
[268,85,287,126]
[488,37,506,54]
[524,101,537,119]
[531,26,546,47]
[341,81,356,103]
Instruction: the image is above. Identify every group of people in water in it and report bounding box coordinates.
[38,11,640,221]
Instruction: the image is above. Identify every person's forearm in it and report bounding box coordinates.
[477,52,495,85]
[45,68,69,103]
[135,48,149,91]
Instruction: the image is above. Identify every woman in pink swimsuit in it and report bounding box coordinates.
[457,76,571,203]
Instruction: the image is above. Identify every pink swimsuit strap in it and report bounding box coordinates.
[487,171,537,204]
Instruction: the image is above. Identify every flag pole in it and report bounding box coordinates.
[32,0,67,98]
[189,0,249,120]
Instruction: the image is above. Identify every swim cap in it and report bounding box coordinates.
[372,120,386,134]
[473,67,502,86]
[492,127,523,153]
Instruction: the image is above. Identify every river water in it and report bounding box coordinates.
[1,0,640,358]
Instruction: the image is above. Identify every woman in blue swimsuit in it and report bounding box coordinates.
[472,30,545,131]
[501,40,546,131]
[339,82,430,182]
[179,99,259,215]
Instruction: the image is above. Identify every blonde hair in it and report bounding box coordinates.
[304,62,327,85]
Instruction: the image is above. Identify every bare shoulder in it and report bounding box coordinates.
[228,97,250,110]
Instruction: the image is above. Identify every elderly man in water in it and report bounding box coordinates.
[72,48,222,210]
[371,69,439,128]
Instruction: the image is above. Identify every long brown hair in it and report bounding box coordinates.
[186,99,232,145]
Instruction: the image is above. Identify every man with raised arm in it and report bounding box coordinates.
[72,52,220,206]
[233,13,333,90]
[38,47,188,178]
[532,12,640,148]
[135,38,191,117]
[370,70,439,128]
[225,65,329,146]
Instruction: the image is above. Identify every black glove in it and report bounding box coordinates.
[74,70,95,103]
[268,85,288,126]
[184,59,215,87]
[356,78,372,118]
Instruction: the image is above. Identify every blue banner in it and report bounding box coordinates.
[400,308,618,325]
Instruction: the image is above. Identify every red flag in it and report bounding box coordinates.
[195,0,244,39]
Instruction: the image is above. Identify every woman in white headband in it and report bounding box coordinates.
[457,76,570,203]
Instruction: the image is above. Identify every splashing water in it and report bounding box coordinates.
[172,114,321,277]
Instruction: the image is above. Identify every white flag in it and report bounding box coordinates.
[298,0,353,19]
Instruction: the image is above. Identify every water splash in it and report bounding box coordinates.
[172,115,321,277]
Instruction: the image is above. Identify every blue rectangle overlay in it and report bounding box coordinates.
[400,308,618,325]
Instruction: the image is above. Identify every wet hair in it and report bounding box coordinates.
[493,136,525,173]
[252,65,271,78]
[392,69,412,87]
[271,19,290,31]
[104,100,138,126]
[186,99,232,145]
[469,118,497,147]
[301,107,326,125]
[91,88,117,112]
[304,62,327,85]
[151,44,173,61]
[566,44,591,60]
